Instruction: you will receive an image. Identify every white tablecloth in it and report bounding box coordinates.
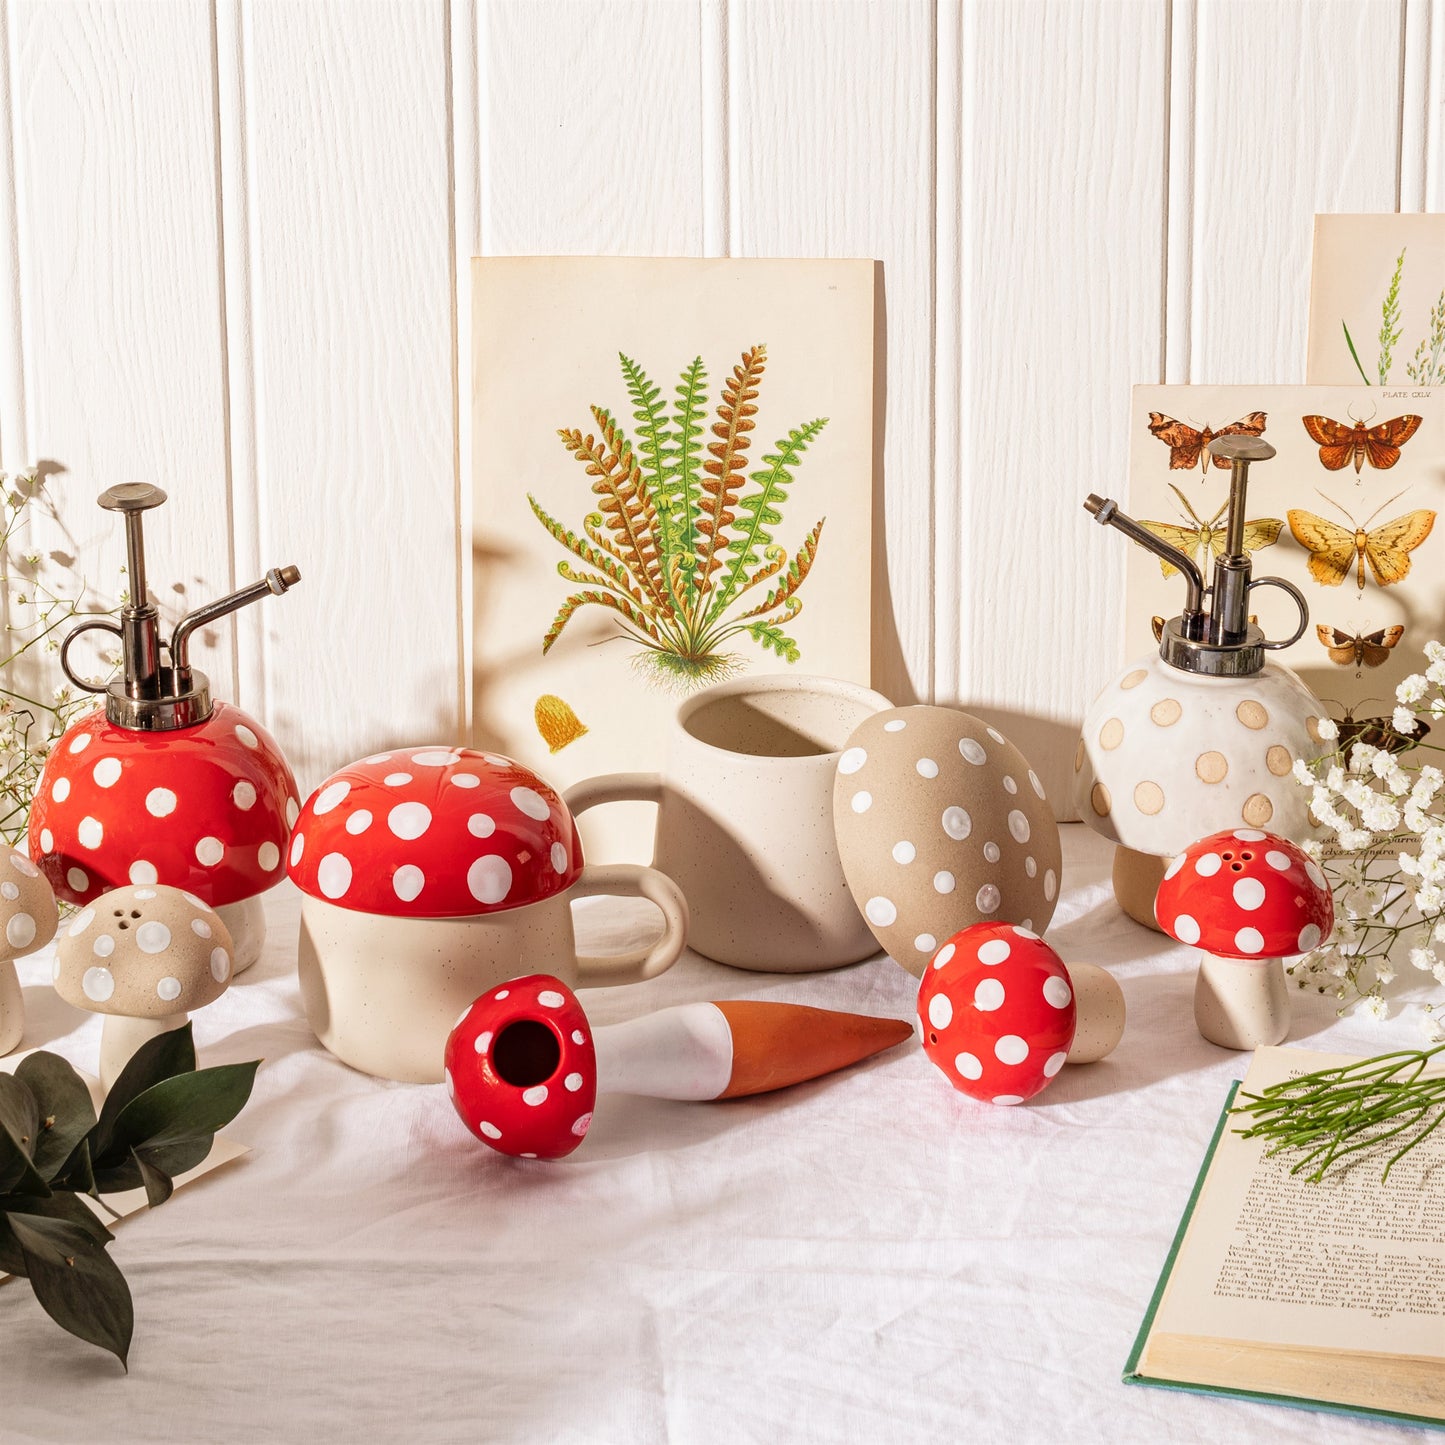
[2,825,1438,1444]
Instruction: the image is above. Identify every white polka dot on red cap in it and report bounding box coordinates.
[977,938,1011,965]
[1265,850,1292,872]
[550,842,568,873]
[1043,1052,1067,1077]
[195,836,224,867]
[995,1034,1028,1065]
[146,787,177,817]
[411,750,461,767]
[313,781,350,815]
[450,773,480,789]
[1172,913,1201,945]
[1298,923,1322,951]
[392,865,424,903]
[955,1052,982,1080]
[235,725,259,749]
[232,781,257,811]
[68,733,92,755]
[993,1094,1025,1106]
[52,777,70,803]
[974,978,1005,1011]
[510,786,550,821]
[931,942,956,970]
[92,757,121,788]
[522,1085,548,1106]
[1233,877,1266,910]
[345,810,372,835]
[538,990,566,1007]
[317,853,352,899]
[289,833,305,865]
[77,817,103,849]
[285,798,300,828]
[38,828,53,854]
[258,841,280,872]
[129,860,157,885]
[383,772,413,787]
[388,801,431,841]
[1234,927,1265,954]
[67,867,88,893]
[927,993,953,1029]
[467,855,512,905]
[468,813,496,838]
[478,1121,501,1140]
[1043,976,1072,1009]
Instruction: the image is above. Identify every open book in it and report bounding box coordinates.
[1126,1046,1445,1428]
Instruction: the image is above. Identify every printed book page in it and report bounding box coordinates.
[1150,1046,1445,1362]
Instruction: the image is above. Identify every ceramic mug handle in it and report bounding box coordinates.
[570,863,689,986]
[564,772,663,814]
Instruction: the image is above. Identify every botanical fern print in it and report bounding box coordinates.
[529,344,828,689]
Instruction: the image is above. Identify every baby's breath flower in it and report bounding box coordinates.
[1315,716,1339,740]
[1398,673,1428,705]
[1363,994,1389,1021]
[1393,706,1419,735]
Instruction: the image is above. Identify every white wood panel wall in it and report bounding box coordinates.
[0,0,1438,807]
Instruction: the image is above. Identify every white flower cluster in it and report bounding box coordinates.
[1293,642,1445,1034]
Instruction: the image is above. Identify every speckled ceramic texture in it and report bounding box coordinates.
[567,674,893,972]
[833,706,1062,977]
[1074,652,1327,857]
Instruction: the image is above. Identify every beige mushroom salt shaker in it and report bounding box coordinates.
[0,847,59,1056]
[832,705,1062,976]
[54,884,233,1089]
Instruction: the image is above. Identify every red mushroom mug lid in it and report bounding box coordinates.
[287,746,583,918]
[1154,828,1333,959]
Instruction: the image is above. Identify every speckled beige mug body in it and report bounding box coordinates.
[298,862,688,1083]
[566,675,893,972]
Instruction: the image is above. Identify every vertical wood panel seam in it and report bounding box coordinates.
[0,2,28,469]
[214,0,262,715]
[1163,0,1196,386]
[448,0,478,740]
[931,0,959,706]
[701,0,729,255]
[1400,0,1433,209]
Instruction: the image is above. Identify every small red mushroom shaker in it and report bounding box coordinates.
[1154,828,1332,1050]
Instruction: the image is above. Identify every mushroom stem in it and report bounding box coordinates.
[1193,953,1290,1051]
[216,897,265,975]
[0,959,22,1056]
[1112,846,1167,933]
[100,1012,189,1091]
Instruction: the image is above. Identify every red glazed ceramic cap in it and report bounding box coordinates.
[1154,828,1333,959]
[915,922,1077,1105]
[444,974,597,1159]
[287,746,582,917]
[28,702,300,907]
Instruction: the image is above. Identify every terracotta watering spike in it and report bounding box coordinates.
[444,973,913,1159]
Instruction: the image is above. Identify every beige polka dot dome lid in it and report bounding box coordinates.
[1074,652,1327,857]
[55,884,233,1018]
[287,747,583,919]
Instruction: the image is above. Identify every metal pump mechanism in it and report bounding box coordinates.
[60,483,301,731]
[1084,435,1308,678]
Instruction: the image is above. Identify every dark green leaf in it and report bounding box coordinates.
[0,1215,29,1276]
[10,1214,133,1367]
[129,1148,173,1208]
[52,1136,97,1196]
[136,1134,214,1183]
[7,1190,113,1247]
[0,1122,52,1198]
[92,1024,196,1161]
[106,1061,259,1156]
[90,1156,144,1196]
[0,1072,39,1158]
[16,1051,99,1181]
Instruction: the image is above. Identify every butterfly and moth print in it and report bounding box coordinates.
[1315,624,1405,670]
[1147,412,1268,473]
[1137,484,1282,579]
[1301,413,1423,473]
[1286,491,1435,591]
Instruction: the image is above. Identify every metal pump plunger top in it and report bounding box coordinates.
[59,483,301,731]
[1084,435,1309,678]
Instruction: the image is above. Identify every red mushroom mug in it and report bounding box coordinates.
[288,747,689,1083]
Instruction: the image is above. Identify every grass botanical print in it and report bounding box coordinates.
[1342,247,1445,387]
[528,344,829,689]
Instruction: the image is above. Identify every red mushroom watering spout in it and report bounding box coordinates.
[443,974,914,1159]
[29,484,301,973]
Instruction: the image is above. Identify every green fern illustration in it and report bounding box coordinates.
[528,344,828,689]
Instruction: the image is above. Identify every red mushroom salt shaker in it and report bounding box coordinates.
[445,974,913,1159]
[916,923,1125,1104]
[1155,828,1333,1050]
[29,485,301,974]
[289,748,688,1084]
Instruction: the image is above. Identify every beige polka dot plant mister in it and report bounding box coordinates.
[1076,437,1329,1040]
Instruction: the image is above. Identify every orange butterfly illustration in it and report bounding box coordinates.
[1287,491,1435,591]
[1315,623,1405,669]
[1301,412,1422,472]
[1147,411,1267,472]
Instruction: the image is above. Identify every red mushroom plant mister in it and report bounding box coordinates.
[1155,828,1333,1050]
[29,485,301,972]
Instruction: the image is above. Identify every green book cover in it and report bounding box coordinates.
[1124,1080,1445,1431]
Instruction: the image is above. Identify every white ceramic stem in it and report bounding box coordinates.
[1193,953,1290,1050]
[1112,846,1167,933]
[218,896,265,975]
[100,1012,188,1091]
[0,959,21,1056]
[592,1002,734,1101]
